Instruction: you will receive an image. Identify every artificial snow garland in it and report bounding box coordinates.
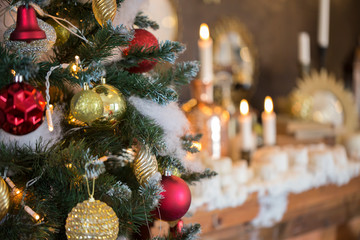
[189,144,360,227]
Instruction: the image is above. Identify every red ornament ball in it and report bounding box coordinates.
[124,29,159,73]
[0,81,46,135]
[155,175,191,222]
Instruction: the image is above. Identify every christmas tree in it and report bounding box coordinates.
[0,0,216,239]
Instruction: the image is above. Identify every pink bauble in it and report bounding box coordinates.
[123,29,158,73]
[0,81,46,135]
[155,175,191,222]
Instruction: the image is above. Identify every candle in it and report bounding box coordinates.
[318,0,330,48]
[198,23,214,84]
[210,115,221,159]
[239,99,252,151]
[262,96,276,146]
[298,32,311,66]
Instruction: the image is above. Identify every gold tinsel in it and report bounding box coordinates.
[92,0,117,27]
[0,178,10,220]
[133,146,159,186]
[65,199,119,240]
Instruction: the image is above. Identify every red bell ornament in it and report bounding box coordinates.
[0,75,46,135]
[154,173,191,222]
[10,5,46,43]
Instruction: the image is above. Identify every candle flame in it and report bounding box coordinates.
[34,214,40,221]
[199,23,210,40]
[240,99,249,115]
[264,96,273,113]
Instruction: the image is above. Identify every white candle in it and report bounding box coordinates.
[262,96,276,146]
[298,32,311,66]
[239,99,252,151]
[198,23,214,84]
[318,0,330,48]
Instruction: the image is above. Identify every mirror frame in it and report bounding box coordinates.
[290,69,358,134]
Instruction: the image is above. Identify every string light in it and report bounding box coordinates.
[5,177,42,221]
[5,177,21,195]
[24,205,40,221]
[46,108,54,132]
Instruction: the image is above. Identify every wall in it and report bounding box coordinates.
[176,0,360,111]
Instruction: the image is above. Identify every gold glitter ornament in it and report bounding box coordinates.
[65,198,119,240]
[92,0,117,27]
[133,145,159,186]
[3,19,56,58]
[70,83,104,123]
[45,19,70,46]
[0,178,10,220]
[93,78,126,120]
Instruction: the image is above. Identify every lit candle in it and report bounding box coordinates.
[298,32,311,66]
[318,0,330,48]
[262,96,276,146]
[239,99,252,151]
[198,23,213,84]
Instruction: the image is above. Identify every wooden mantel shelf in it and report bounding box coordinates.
[153,176,360,239]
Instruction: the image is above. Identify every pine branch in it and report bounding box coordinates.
[120,40,186,68]
[134,12,159,30]
[106,66,178,104]
[157,155,186,174]
[154,61,199,91]
[76,23,133,64]
[153,224,201,240]
[182,134,202,153]
[0,44,38,87]
[181,169,218,185]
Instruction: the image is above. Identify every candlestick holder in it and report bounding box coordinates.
[241,150,251,166]
[318,46,327,70]
[183,79,230,159]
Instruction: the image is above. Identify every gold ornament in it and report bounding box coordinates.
[93,78,126,120]
[0,178,10,220]
[92,0,117,27]
[159,166,181,177]
[133,145,159,186]
[65,198,119,240]
[3,19,56,58]
[70,83,104,123]
[46,19,70,46]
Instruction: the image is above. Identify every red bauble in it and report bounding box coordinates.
[10,5,46,43]
[155,175,191,222]
[0,82,46,135]
[124,29,159,73]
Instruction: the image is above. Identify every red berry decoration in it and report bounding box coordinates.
[155,174,191,222]
[170,219,184,237]
[124,29,159,73]
[0,75,46,135]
